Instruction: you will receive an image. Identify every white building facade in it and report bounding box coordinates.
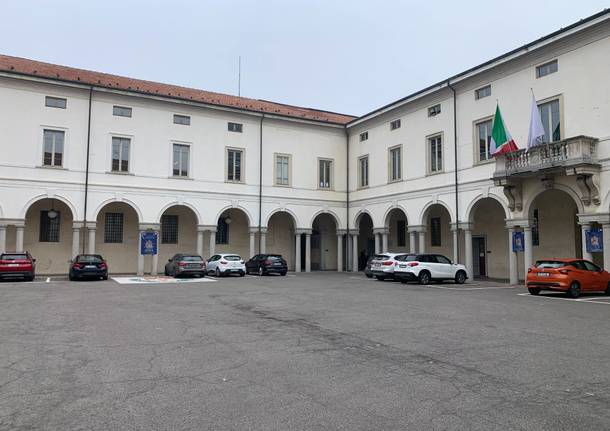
[1,11,610,278]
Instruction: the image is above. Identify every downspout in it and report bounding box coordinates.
[82,86,93,253]
[258,114,264,251]
[447,79,459,262]
[345,127,350,271]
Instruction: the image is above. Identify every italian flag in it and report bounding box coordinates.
[490,105,519,156]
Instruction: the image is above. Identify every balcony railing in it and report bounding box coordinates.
[494,136,598,178]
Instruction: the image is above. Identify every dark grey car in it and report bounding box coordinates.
[164,254,205,278]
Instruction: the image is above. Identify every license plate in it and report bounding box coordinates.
[399,264,406,268]
[85,265,96,269]
[373,263,380,268]
[537,272,550,277]
[273,263,281,266]
[7,263,18,267]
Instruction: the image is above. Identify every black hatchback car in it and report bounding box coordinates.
[246,254,287,276]
[69,254,108,281]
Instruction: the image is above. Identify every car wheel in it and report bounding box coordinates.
[454,270,466,285]
[528,287,541,295]
[365,274,373,279]
[239,271,245,277]
[215,268,221,278]
[418,271,431,285]
[69,273,75,281]
[567,282,581,298]
[24,275,33,282]
[102,275,108,281]
[400,279,408,284]
[605,281,610,295]
[280,271,287,276]
[375,275,385,281]
[258,266,265,276]
[164,268,169,276]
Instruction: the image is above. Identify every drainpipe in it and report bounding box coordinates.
[345,127,350,271]
[447,79,459,262]
[82,86,93,254]
[258,114,264,251]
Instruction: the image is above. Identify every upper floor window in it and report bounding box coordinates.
[358,156,369,188]
[172,144,190,177]
[227,148,243,182]
[161,214,179,244]
[228,122,243,133]
[104,213,124,243]
[40,211,61,242]
[389,146,402,181]
[428,135,443,173]
[45,96,66,109]
[390,119,401,130]
[359,131,368,142]
[476,119,493,162]
[475,85,491,100]
[275,154,290,186]
[43,129,64,167]
[538,99,561,143]
[536,60,558,78]
[111,137,130,173]
[113,105,132,117]
[319,159,333,189]
[428,104,441,117]
[173,114,190,125]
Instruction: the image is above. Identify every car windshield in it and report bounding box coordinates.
[76,255,103,263]
[535,260,566,269]
[372,255,390,261]
[181,256,203,262]
[267,255,283,261]
[1,254,28,260]
[224,255,241,261]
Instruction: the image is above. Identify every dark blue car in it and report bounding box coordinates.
[69,254,108,281]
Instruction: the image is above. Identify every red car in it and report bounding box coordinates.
[526,258,610,298]
[0,252,36,281]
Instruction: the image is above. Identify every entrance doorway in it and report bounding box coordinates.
[472,236,487,277]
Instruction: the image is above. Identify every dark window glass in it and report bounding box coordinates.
[359,131,368,141]
[45,96,67,109]
[583,261,600,272]
[216,218,229,244]
[161,215,179,244]
[227,149,243,182]
[228,122,243,133]
[436,255,451,264]
[532,209,539,246]
[111,137,130,172]
[475,85,491,100]
[39,211,61,242]
[536,60,558,78]
[397,220,406,247]
[43,129,64,167]
[113,106,132,117]
[181,255,203,262]
[1,253,28,260]
[104,212,123,243]
[173,114,190,125]
[76,255,104,263]
[428,104,441,117]
[477,120,492,162]
[430,217,441,247]
[390,119,401,130]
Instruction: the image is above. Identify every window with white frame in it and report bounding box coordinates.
[172,144,190,177]
[113,105,132,117]
[538,99,561,143]
[428,135,443,173]
[43,129,64,167]
[111,137,130,172]
[319,159,332,189]
[104,213,123,243]
[536,60,558,78]
[45,96,66,109]
[39,211,61,242]
[161,214,179,244]
[227,148,243,182]
[475,85,491,100]
[275,154,290,186]
[390,119,401,130]
[389,146,402,181]
[173,114,190,125]
[476,119,493,162]
[358,156,369,188]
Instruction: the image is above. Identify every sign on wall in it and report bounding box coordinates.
[140,231,158,255]
[512,231,524,253]
[586,229,603,253]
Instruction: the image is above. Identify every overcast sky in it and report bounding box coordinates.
[2,1,608,116]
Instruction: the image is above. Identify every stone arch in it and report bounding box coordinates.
[309,209,340,229]
[264,207,299,229]
[214,205,253,228]
[465,193,510,223]
[523,184,585,218]
[383,205,409,228]
[353,209,374,229]
[92,198,143,223]
[20,194,78,220]
[418,200,454,225]
[156,201,202,225]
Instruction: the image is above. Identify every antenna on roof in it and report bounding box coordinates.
[238,56,241,97]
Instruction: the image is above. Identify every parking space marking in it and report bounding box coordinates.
[112,276,216,285]
[517,292,610,305]
[46,277,51,283]
[428,284,517,290]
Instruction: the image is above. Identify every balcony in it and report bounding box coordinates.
[493,135,599,178]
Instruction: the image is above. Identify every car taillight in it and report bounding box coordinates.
[72,263,83,269]
[99,262,107,269]
[178,261,187,267]
[559,269,571,275]
[408,262,419,267]
[382,261,394,266]
[527,268,532,273]
[220,261,228,265]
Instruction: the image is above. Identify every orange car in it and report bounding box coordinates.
[526,258,610,298]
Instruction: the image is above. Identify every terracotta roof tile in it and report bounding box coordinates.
[0,54,355,125]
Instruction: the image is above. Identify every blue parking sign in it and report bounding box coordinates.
[586,229,603,253]
[140,231,158,255]
[512,231,524,253]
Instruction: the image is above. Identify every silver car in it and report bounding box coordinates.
[369,253,409,281]
[206,254,246,277]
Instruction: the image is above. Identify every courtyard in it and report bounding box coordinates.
[1,273,610,430]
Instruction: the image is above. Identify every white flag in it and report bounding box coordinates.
[527,93,546,148]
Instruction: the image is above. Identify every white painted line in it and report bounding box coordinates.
[517,292,610,305]
[429,285,516,290]
[112,276,216,285]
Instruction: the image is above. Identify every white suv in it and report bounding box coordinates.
[369,253,409,281]
[393,254,468,285]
